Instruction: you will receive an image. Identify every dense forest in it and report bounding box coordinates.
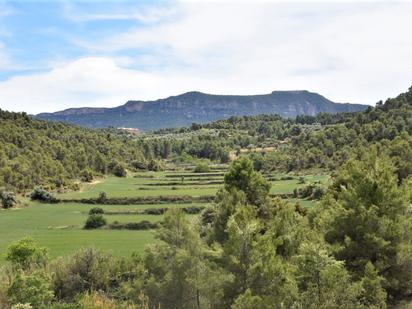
[0,111,146,192]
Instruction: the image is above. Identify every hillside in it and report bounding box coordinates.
[147,86,412,176]
[0,110,145,191]
[36,90,367,130]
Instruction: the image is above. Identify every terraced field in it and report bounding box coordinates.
[0,168,328,262]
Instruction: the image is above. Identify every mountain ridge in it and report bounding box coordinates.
[36,90,368,130]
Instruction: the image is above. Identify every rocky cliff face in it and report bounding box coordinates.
[36,90,367,131]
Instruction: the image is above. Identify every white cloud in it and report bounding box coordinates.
[1,1,412,114]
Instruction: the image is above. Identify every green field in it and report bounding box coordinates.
[0,170,328,262]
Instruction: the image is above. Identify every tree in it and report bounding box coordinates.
[223,206,260,299]
[358,262,387,308]
[209,189,247,244]
[319,149,412,298]
[224,157,270,206]
[141,209,231,309]
[295,243,361,309]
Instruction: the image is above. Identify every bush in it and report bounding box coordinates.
[131,160,147,170]
[6,237,48,270]
[0,190,17,209]
[193,163,210,173]
[182,206,206,214]
[112,164,126,177]
[84,214,107,229]
[7,271,54,308]
[52,248,113,302]
[108,161,127,177]
[143,208,166,215]
[80,169,93,182]
[89,207,104,215]
[147,160,164,171]
[30,187,57,203]
[97,192,107,203]
[293,184,325,200]
[108,220,158,230]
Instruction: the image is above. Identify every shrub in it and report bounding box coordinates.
[84,214,107,229]
[89,207,104,215]
[131,160,147,170]
[80,169,93,182]
[143,208,166,215]
[293,184,325,200]
[108,220,158,230]
[108,161,127,177]
[52,248,113,302]
[112,164,126,177]
[6,237,48,270]
[147,159,164,171]
[97,192,107,203]
[7,271,54,308]
[193,163,210,173]
[182,206,206,214]
[30,187,57,203]
[0,190,17,209]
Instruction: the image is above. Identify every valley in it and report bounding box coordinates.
[0,167,325,262]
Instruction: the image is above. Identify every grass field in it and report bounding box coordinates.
[0,169,328,263]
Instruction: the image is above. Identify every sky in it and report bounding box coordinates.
[0,0,412,114]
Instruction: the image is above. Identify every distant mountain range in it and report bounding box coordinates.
[36,90,367,131]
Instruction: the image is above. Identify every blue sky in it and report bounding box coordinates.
[1,0,412,113]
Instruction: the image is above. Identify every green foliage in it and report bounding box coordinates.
[97,191,107,203]
[108,220,158,230]
[52,248,115,302]
[295,243,361,308]
[108,161,127,177]
[318,149,412,298]
[193,162,210,173]
[7,271,54,308]
[88,207,104,215]
[358,262,387,308]
[293,184,325,200]
[80,169,93,182]
[30,188,57,203]
[0,110,144,192]
[84,214,107,229]
[147,159,164,172]
[0,190,17,209]
[6,237,48,270]
[224,157,270,206]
